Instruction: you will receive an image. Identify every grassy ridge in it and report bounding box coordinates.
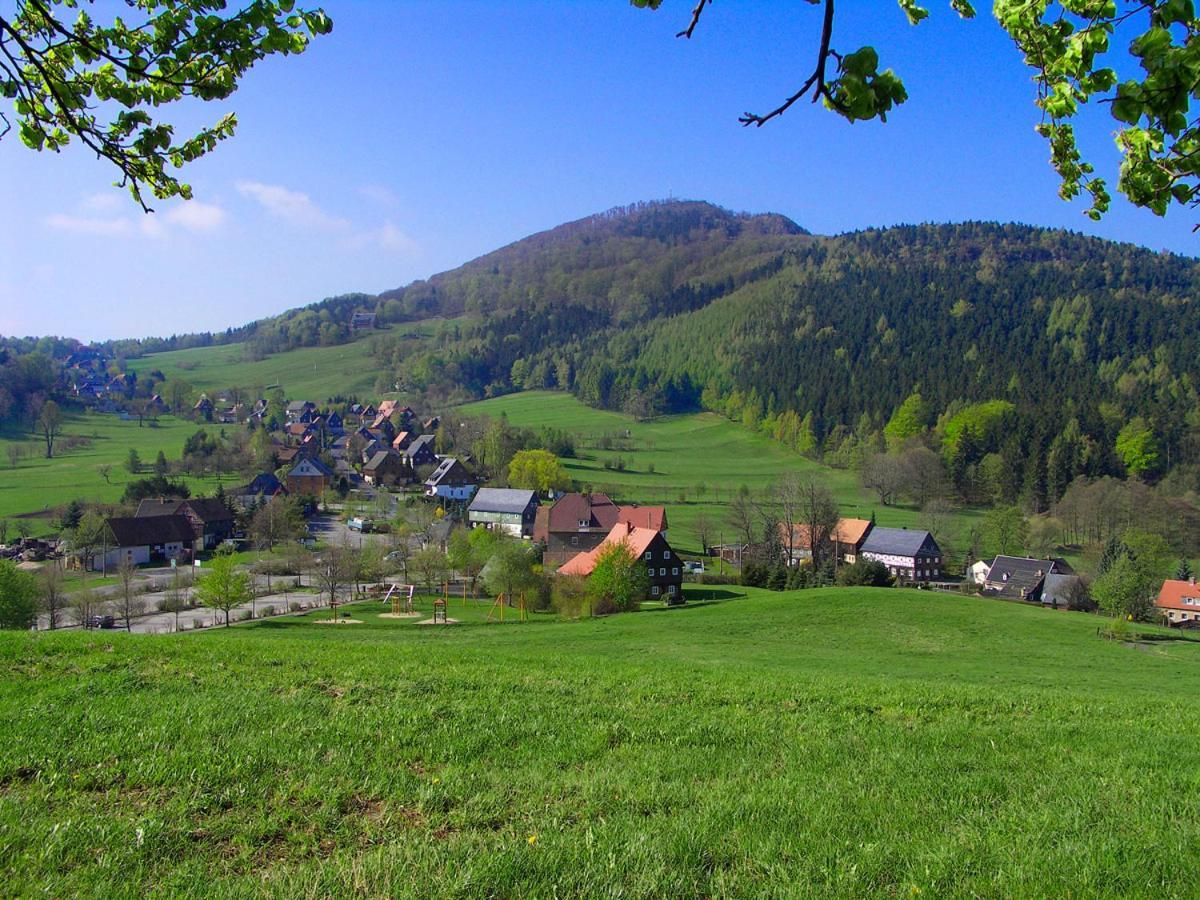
[0,412,228,530]
[139,318,464,400]
[1,588,1198,895]
[139,338,382,400]
[459,391,985,555]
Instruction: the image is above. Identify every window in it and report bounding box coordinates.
[570,536,578,546]
[668,584,677,594]
[660,567,667,576]
[644,551,652,560]
[663,550,670,559]
[651,586,660,596]
[672,567,679,576]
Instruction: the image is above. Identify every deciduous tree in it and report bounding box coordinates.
[0,0,332,209]
[196,551,252,626]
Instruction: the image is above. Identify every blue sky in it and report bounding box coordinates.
[1,1,1195,341]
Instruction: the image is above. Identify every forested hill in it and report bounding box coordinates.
[355,200,1200,509]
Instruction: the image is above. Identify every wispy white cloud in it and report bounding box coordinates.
[45,196,228,239]
[358,184,400,208]
[165,200,226,234]
[236,180,349,230]
[44,213,132,236]
[238,180,419,255]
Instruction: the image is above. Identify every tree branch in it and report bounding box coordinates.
[676,0,711,40]
[739,0,838,127]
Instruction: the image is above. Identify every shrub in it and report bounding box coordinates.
[260,605,276,618]
[551,575,590,619]
[288,601,302,612]
[836,559,894,588]
[697,573,739,586]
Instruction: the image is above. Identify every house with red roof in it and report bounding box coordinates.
[559,521,683,604]
[779,517,874,565]
[1156,578,1200,626]
[534,492,669,566]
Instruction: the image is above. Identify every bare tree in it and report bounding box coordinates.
[39,561,66,630]
[898,447,951,509]
[310,543,357,616]
[796,476,839,568]
[6,443,20,469]
[97,463,112,484]
[692,509,715,555]
[68,588,101,628]
[728,487,757,548]
[918,498,956,549]
[35,400,64,459]
[860,453,904,506]
[768,473,806,565]
[115,558,143,632]
[163,567,188,632]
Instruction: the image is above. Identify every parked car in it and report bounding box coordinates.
[347,516,374,533]
[87,615,116,630]
[682,560,705,575]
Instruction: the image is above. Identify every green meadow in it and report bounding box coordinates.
[0,412,229,530]
[138,318,464,401]
[138,338,381,401]
[459,391,985,556]
[1,588,1198,895]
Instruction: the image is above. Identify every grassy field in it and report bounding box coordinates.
[0,412,232,531]
[137,318,464,401]
[2,587,1198,895]
[459,391,985,557]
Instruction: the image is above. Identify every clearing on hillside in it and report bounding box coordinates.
[459,391,985,555]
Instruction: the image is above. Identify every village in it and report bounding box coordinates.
[3,379,1196,635]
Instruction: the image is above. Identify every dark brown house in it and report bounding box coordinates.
[559,522,684,605]
[534,492,668,566]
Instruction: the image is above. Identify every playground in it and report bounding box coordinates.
[298,580,545,629]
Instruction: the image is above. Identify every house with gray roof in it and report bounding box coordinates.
[425,457,476,502]
[1041,572,1088,610]
[860,527,943,582]
[468,488,539,538]
[401,433,438,469]
[981,556,1075,602]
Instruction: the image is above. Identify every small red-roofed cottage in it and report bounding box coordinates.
[559,521,682,604]
[1156,578,1200,626]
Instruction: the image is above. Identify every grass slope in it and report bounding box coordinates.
[139,318,463,401]
[1,589,1198,895]
[459,391,984,555]
[0,412,228,530]
[140,338,381,401]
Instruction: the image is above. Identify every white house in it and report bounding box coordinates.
[424,457,477,502]
[860,527,944,581]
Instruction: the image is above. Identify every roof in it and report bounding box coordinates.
[616,505,667,531]
[135,499,185,518]
[1041,573,1084,607]
[469,488,538,515]
[426,457,472,486]
[983,556,1061,599]
[832,517,872,546]
[107,515,196,548]
[402,434,436,458]
[240,473,286,496]
[782,517,873,550]
[364,450,404,472]
[289,456,333,478]
[1157,579,1200,612]
[185,498,234,524]
[860,527,938,558]
[543,492,618,532]
[559,522,664,577]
